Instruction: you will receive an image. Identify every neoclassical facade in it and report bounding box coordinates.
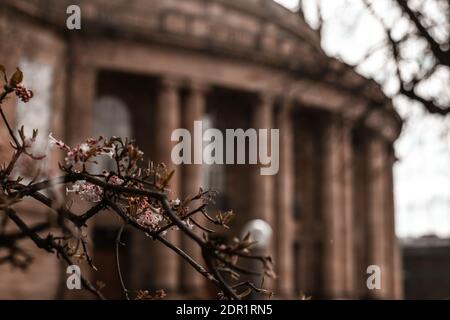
[0,0,402,299]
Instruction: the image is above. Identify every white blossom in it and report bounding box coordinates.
[66,180,103,202]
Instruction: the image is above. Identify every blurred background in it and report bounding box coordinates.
[277,0,450,299]
[0,0,449,299]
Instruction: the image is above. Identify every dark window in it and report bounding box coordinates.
[93,226,131,299]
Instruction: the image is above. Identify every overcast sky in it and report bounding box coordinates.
[275,0,450,238]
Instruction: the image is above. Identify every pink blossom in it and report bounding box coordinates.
[14,83,33,103]
[136,210,163,228]
[127,197,164,230]
[79,143,90,155]
[49,133,69,150]
[66,180,103,203]
[109,175,124,186]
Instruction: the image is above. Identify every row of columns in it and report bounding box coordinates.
[69,63,402,299]
[321,116,355,298]
[296,115,402,299]
[149,79,298,297]
[248,95,296,296]
[151,77,208,295]
[245,99,402,300]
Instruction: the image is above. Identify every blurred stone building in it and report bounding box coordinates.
[402,236,450,299]
[0,0,402,299]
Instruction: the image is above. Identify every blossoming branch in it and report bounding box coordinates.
[0,65,274,300]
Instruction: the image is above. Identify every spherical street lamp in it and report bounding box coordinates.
[241,219,273,250]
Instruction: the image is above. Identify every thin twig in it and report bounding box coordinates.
[3,208,105,299]
[115,223,130,300]
[0,105,19,148]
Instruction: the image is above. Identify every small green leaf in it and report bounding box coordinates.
[9,68,23,87]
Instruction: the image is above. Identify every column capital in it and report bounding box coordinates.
[188,79,210,93]
[324,113,355,137]
[280,97,296,114]
[342,115,356,133]
[160,75,183,89]
[342,101,366,122]
[258,91,276,106]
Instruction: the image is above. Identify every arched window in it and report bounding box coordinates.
[202,112,228,210]
[92,96,132,173]
[14,58,53,180]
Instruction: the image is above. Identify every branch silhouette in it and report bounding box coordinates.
[0,66,274,300]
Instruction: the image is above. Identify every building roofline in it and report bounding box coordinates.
[4,0,402,140]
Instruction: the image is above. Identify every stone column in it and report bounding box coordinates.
[352,130,369,298]
[392,231,403,299]
[246,93,275,291]
[179,80,207,297]
[65,42,97,299]
[342,120,355,298]
[250,93,275,224]
[321,116,346,299]
[365,134,388,299]
[275,100,295,297]
[150,76,181,293]
[295,117,318,296]
[67,58,96,146]
[385,146,403,299]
